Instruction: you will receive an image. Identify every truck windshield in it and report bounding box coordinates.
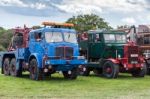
[45,32,63,43]
[64,32,77,43]
[104,34,126,43]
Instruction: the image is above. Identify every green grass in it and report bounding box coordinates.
[0,73,150,99]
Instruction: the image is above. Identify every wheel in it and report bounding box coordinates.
[146,64,150,75]
[131,63,147,77]
[29,59,44,80]
[63,68,78,79]
[145,61,150,75]
[10,58,22,77]
[78,65,90,76]
[3,58,10,76]
[103,61,119,78]
[93,68,102,76]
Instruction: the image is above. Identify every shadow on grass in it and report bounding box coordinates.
[2,72,144,82]
[79,73,144,80]
[18,73,81,82]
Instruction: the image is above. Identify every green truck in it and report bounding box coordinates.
[78,30,146,78]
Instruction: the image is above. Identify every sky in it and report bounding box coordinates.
[0,0,150,29]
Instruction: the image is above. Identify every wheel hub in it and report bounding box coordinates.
[106,67,112,74]
[5,64,8,70]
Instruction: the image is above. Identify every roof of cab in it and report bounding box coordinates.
[30,27,76,33]
[88,29,125,34]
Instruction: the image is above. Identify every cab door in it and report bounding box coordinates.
[29,32,44,54]
[89,33,104,59]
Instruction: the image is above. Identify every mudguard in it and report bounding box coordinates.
[106,58,120,64]
[29,53,43,68]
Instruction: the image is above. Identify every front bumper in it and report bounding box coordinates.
[124,63,143,69]
[120,58,144,69]
[43,59,87,71]
[45,59,87,65]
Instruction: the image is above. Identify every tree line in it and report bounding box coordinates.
[0,14,112,51]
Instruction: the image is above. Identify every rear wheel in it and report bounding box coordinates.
[3,58,10,76]
[63,68,78,79]
[10,58,22,77]
[131,63,146,77]
[78,65,90,76]
[103,61,119,78]
[29,59,44,80]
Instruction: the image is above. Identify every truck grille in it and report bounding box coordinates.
[55,47,73,60]
[128,46,139,64]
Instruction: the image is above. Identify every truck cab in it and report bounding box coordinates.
[88,30,126,59]
[1,22,86,80]
[79,30,146,78]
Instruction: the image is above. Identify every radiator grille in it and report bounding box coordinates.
[128,46,139,64]
[55,47,73,59]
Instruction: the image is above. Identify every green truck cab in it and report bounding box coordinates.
[79,30,146,78]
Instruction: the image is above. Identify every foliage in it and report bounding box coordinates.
[32,25,41,30]
[0,28,13,50]
[0,45,6,51]
[0,14,112,50]
[0,27,13,50]
[66,14,112,32]
[117,25,131,29]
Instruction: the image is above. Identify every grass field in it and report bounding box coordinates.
[0,72,150,99]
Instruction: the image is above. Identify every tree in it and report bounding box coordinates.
[32,25,41,29]
[66,14,112,32]
[0,28,13,50]
[117,25,131,29]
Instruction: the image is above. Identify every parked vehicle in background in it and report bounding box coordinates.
[120,25,150,74]
[78,30,146,78]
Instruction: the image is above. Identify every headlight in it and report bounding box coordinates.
[79,47,82,50]
[118,54,121,58]
[77,56,85,59]
[146,54,149,58]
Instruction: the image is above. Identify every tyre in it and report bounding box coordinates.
[3,58,10,76]
[131,63,147,77]
[10,58,22,77]
[63,68,78,79]
[29,59,44,80]
[146,62,150,75]
[102,61,119,78]
[78,65,90,76]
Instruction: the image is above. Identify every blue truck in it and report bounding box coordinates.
[0,22,86,80]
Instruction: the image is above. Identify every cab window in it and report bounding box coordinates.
[94,34,102,43]
[34,32,42,42]
[88,34,94,42]
[12,33,23,48]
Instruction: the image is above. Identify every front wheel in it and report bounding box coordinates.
[103,61,119,78]
[29,59,44,80]
[63,68,78,80]
[145,61,150,75]
[131,63,146,77]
